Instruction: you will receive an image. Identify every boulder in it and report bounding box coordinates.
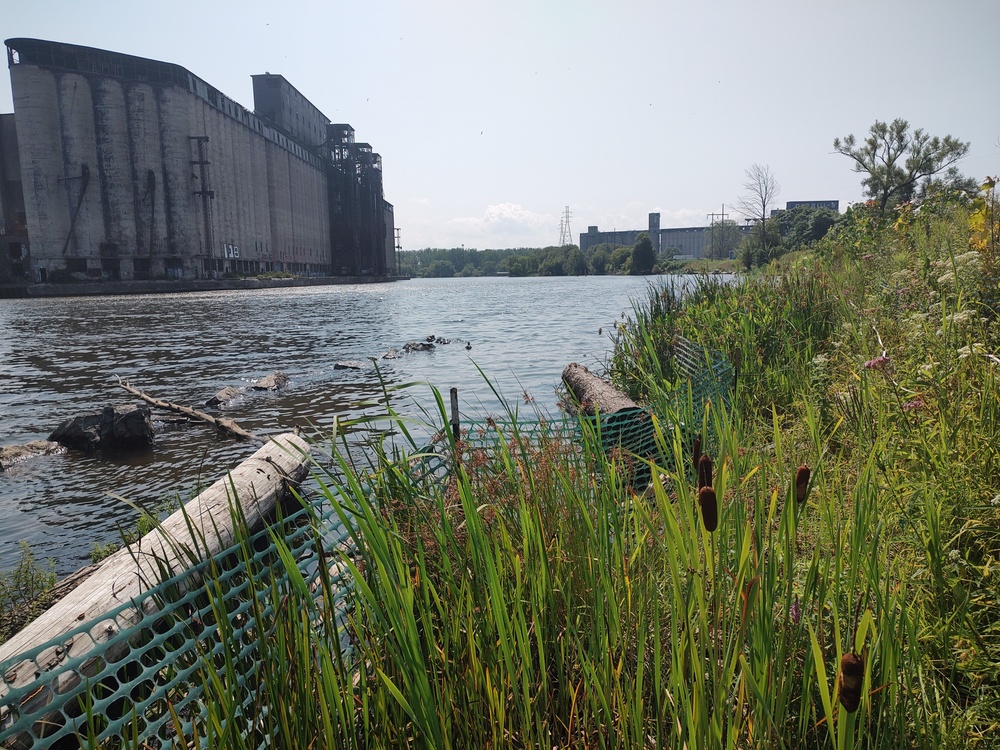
[49,404,155,453]
[403,341,435,353]
[206,386,243,406]
[0,441,65,472]
[252,371,289,391]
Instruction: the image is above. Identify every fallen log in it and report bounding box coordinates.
[0,432,311,743]
[561,362,639,416]
[117,380,260,443]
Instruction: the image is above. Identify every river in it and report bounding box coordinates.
[0,275,687,575]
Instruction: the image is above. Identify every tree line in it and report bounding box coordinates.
[401,118,976,278]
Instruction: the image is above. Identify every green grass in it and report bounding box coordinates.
[83,186,999,748]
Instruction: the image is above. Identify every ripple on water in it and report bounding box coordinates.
[0,276,707,573]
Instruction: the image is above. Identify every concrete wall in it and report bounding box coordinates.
[10,50,332,281]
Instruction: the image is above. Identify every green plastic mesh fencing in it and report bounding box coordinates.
[0,493,356,749]
[0,336,732,749]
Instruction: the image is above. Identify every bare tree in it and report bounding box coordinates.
[737,164,780,263]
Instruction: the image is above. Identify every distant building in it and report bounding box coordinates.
[581,212,750,259]
[784,200,840,212]
[582,202,839,260]
[2,38,395,284]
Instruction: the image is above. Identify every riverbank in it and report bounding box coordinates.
[153,190,995,748]
[0,274,403,299]
[2,188,999,746]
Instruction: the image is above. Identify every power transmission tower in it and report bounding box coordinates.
[558,206,573,246]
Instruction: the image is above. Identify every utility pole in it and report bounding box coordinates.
[394,227,402,277]
[706,204,729,259]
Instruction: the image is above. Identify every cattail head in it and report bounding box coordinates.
[838,652,864,713]
[692,434,702,472]
[697,454,713,491]
[698,486,718,532]
[795,464,810,503]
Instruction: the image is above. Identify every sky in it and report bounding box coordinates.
[2,0,998,250]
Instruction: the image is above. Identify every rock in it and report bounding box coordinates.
[49,404,155,453]
[403,341,435,353]
[335,360,365,370]
[0,440,65,471]
[252,371,289,391]
[206,386,243,406]
[382,347,400,359]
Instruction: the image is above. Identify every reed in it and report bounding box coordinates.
[91,186,998,748]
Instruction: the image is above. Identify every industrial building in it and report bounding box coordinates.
[580,213,750,259]
[1,38,395,286]
[580,201,839,260]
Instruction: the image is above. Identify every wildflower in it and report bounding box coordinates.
[863,354,891,370]
[838,653,864,713]
[795,465,810,503]
[901,398,925,412]
[957,343,986,360]
[862,253,874,261]
[698,486,718,532]
[946,310,974,326]
[697,454,713,491]
[989,494,1000,507]
[789,597,802,625]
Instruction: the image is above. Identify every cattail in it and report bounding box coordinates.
[692,434,702,472]
[795,464,810,503]
[838,653,864,713]
[698,454,713,491]
[698,486,718,532]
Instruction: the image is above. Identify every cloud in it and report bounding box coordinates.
[449,203,555,239]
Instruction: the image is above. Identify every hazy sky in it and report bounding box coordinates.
[3,0,998,250]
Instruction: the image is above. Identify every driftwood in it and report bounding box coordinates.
[0,432,311,740]
[117,380,260,443]
[562,362,639,416]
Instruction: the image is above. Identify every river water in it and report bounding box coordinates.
[0,275,683,575]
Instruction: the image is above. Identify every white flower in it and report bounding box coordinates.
[945,310,974,326]
[954,250,981,267]
[957,343,986,359]
[937,272,956,286]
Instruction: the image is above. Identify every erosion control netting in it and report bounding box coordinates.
[0,337,732,749]
[0,494,356,750]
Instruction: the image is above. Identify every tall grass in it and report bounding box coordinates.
[90,189,999,748]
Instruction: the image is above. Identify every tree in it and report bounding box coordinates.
[705,219,743,261]
[422,260,456,278]
[564,247,589,275]
[833,118,970,216]
[610,246,632,274]
[772,205,840,252]
[737,164,780,262]
[589,246,610,275]
[631,233,655,275]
